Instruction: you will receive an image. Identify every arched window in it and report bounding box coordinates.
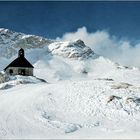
[9,69,13,74]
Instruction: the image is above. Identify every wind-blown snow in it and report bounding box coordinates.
[0,28,140,139]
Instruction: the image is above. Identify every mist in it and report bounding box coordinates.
[57,27,140,68]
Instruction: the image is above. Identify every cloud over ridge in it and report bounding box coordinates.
[57,27,140,68]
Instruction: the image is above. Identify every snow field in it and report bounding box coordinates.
[0,78,140,138]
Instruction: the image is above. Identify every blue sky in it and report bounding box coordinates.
[0,1,140,40]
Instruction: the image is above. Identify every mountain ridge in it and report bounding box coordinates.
[0,28,97,60]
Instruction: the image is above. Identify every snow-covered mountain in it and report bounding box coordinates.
[0,28,140,139]
[0,28,53,58]
[48,39,96,59]
[0,28,95,59]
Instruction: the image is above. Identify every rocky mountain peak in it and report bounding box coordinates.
[48,39,96,59]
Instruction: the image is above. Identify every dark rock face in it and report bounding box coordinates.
[73,39,86,48]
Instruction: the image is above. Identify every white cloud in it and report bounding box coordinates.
[57,27,140,68]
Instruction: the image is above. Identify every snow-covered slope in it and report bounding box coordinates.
[0,28,53,59]
[0,28,140,139]
[0,78,140,139]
